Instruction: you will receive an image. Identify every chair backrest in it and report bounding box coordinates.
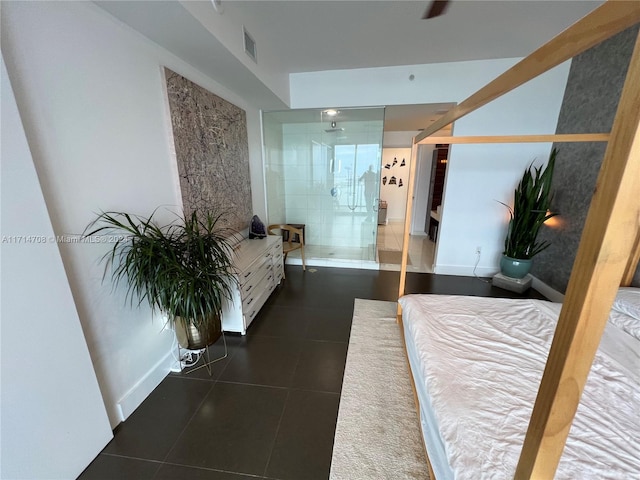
[267,224,304,251]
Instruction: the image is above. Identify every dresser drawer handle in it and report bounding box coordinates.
[247,297,253,305]
[244,284,252,292]
[244,272,251,278]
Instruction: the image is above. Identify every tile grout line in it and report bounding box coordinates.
[248,333,349,345]
[261,388,291,479]
[155,380,217,473]
[261,334,307,478]
[159,459,269,479]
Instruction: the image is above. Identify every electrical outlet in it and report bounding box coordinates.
[475,246,482,255]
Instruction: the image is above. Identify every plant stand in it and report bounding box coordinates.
[492,272,532,293]
[177,331,229,376]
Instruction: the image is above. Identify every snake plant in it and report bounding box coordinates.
[501,148,558,260]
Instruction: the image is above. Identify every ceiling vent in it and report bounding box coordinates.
[243,27,257,63]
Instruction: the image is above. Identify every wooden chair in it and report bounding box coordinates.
[267,224,306,273]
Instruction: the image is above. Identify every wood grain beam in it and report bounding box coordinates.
[397,142,419,318]
[515,29,640,479]
[621,228,640,286]
[415,1,640,143]
[416,133,609,145]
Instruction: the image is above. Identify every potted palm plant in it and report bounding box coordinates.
[499,148,558,279]
[84,209,238,349]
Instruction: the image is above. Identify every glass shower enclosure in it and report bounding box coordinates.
[263,108,385,265]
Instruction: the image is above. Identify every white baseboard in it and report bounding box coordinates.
[116,350,174,422]
[530,275,565,303]
[434,264,499,277]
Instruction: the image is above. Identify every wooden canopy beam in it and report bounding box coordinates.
[515,29,640,479]
[416,133,609,145]
[415,1,640,143]
[622,229,640,286]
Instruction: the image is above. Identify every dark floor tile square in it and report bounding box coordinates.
[103,377,212,460]
[170,334,245,381]
[217,335,302,387]
[266,288,321,309]
[165,383,287,476]
[154,463,261,479]
[265,389,340,480]
[304,308,353,343]
[268,271,367,310]
[248,303,310,339]
[292,341,348,393]
[78,454,160,480]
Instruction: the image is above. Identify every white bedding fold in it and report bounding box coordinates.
[399,295,640,480]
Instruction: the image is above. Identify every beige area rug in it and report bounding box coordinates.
[330,299,430,480]
[378,249,412,265]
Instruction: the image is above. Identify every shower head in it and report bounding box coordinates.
[325,120,344,133]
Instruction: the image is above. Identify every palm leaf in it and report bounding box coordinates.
[83,209,238,328]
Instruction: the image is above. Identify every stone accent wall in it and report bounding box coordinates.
[532,26,640,292]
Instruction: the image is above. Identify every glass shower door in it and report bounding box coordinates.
[263,108,384,263]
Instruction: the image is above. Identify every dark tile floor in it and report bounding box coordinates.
[78,268,545,480]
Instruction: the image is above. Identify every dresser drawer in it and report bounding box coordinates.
[242,271,275,326]
[270,247,283,266]
[273,267,284,285]
[239,258,272,299]
[222,236,282,335]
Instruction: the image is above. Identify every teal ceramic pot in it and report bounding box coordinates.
[500,255,532,279]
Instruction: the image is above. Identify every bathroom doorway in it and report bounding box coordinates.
[376,103,455,273]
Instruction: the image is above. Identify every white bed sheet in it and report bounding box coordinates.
[399,294,640,480]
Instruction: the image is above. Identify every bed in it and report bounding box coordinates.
[398,292,640,479]
[395,2,640,477]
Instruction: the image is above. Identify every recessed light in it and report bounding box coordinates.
[324,109,339,117]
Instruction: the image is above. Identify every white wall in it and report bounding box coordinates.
[1,56,113,480]
[1,1,266,427]
[383,130,420,147]
[438,78,567,274]
[380,148,411,222]
[290,58,525,109]
[290,58,570,275]
[412,144,436,235]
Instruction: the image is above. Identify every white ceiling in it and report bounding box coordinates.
[225,0,603,73]
[96,0,604,127]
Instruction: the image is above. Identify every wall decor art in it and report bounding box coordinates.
[164,68,252,233]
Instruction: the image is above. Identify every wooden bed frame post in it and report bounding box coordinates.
[397,142,420,320]
[515,29,640,479]
[396,138,418,323]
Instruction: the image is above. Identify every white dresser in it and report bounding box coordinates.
[222,235,284,334]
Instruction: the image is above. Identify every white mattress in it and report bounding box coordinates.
[399,294,640,480]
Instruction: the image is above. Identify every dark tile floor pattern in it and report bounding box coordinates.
[79,268,545,480]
